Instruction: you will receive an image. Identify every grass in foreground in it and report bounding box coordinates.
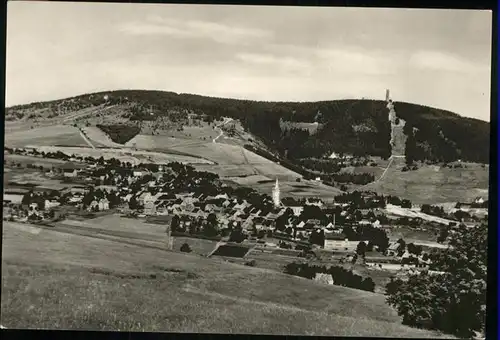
[1,225,452,337]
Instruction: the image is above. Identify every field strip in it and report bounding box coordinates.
[181,285,329,314]
[4,222,42,235]
[213,118,233,143]
[33,223,169,251]
[58,220,165,241]
[78,128,96,149]
[61,104,117,123]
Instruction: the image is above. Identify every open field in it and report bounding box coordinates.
[126,134,204,149]
[81,127,124,148]
[172,237,218,256]
[340,164,386,179]
[4,106,105,133]
[3,167,70,191]
[384,204,456,225]
[4,125,89,148]
[63,214,168,237]
[4,154,68,167]
[361,158,489,204]
[226,174,273,185]
[385,226,439,243]
[30,146,213,165]
[127,134,303,180]
[1,223,451,337]
[195,164,258,177]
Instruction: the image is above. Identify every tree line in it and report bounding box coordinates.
[96,124,141,144]
[397,101,489,164]
[385,224,487,338]
[284,262,376,292]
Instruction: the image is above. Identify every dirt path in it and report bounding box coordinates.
[61,104,118,124]
[78,127,96,149]
[213,118,233,143]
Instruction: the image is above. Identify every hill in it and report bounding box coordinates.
[1,221,450,337]
[5,90,490,203]
[6,90,489,164]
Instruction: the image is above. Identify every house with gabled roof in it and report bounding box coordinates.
[295,221,306,230]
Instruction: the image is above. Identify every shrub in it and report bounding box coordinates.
[284,262,375,292]
[180,243,192,253]
[386,225,487,338]
[244,260,256,267]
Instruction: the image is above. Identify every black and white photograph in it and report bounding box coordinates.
[1,1,494,339]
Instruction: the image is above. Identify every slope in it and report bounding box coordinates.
[6,90,489,164]
[1,222,450,337]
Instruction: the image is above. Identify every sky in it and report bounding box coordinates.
[5,2,493,121]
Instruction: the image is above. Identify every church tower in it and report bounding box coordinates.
[385,89,390,102]
[272,178,281,207]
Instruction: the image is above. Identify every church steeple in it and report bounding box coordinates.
[272,178,281,207]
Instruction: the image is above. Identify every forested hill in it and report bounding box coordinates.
[6,90,490,164]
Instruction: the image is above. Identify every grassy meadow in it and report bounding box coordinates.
[1,222,452,337]
[361,158,489,204]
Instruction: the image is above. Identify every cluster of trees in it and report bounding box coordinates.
[21,190,51,210]
[386,195,412,208]
[284,262,376,292]
[334,191,404,209]
[96,124,141,144]
[324,172,375,185]
[170,213,220,238]
[298,157,372,174]
[9,90,488,165]
[397,102,489,164]
[6,93,113,120]
[243,100,392,161]
[420,204,445,217]
[385,224,487,338]
[79,187,120,210]
[342,225,390,252]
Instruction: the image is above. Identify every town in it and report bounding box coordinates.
[3,145,488,284]
[2,3,491,338]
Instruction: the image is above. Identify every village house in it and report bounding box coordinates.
[295,220,306,230]
[3,191,25,205]
[98,198,110,211]
[286,205,304,216]
[358,220,372,226]
[385,242,401,257]
[140,192,159,215]
[474,197,485,204]
[323,233,348,251]
[27,202,43,219]
[314,273,334,285]
[60,162,81,178]
[44,199,61,209]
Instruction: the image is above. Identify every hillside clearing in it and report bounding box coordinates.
[29,146,213,165]
[127,135,302,180]
[1,223,450,337]
[384,204,455,225]
[5,125,89,148]
[82,127,124,148]
[360,158,489,204]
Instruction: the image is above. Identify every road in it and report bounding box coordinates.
[212,118,234,143]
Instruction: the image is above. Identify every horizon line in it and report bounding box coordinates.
[5,88,491,123]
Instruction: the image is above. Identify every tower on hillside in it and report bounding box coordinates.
[385,89,390,102]
[272,178,281,207]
